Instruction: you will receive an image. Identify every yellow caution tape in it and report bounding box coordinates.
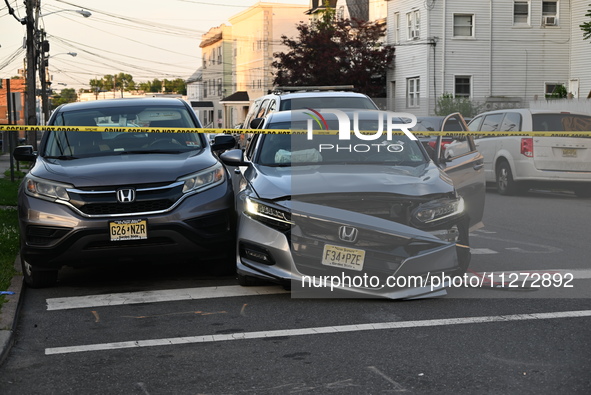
[0,124,590,137]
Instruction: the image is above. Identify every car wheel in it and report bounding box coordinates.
[574,185,591,198]
[496,161,523,196]
[21,256,58,288]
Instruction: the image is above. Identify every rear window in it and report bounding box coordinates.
[532,114,591,132]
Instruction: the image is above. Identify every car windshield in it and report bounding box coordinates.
[257,119,427,167]
[43,105,202,158]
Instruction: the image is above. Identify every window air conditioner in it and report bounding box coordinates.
[543,16,557,26]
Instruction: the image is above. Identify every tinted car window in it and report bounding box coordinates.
[532,114,591,131]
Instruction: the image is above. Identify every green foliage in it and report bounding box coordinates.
[545,84,568,99]
[272,4,395,98]
[0,208,19,297]
[51,88,77,108]
[581,4,591,41]
[0,177,20,206]
[435,94,482,118]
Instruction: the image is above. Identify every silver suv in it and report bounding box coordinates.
[241,86,379,130]
[13,97,237,287]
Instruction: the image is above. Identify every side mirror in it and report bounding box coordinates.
[249,118,265,129]
[220,149,248,167]
[211,135,236,152]
[13,145,36,162]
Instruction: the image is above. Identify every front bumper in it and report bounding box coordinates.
[18,183,235,269]
[235,211,461,300]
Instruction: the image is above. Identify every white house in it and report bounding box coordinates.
[385,0,589,116]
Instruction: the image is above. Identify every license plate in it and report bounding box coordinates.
[321,244,365,271]
[562,148,577,157]
[109,219,147,241]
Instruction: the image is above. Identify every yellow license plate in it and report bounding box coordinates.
[109,219,147,241]
[562,148,577,157]
[321,244,365,271]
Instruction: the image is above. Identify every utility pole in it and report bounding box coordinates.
[25,0,40,149]
[39,29,50,125]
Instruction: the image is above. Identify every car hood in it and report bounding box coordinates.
[248,163,455,200]
[32,152,219,187]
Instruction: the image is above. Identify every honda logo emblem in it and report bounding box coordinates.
[116,188,136,203]
[338,225,359,243]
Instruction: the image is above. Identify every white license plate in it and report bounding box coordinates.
[109,219,147,241]
[562,148,577,157]
[321,244,365,271]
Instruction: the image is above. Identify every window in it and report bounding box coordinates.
[217,47,222,64]
[453,14,474,37]
[545,82,566,98]
[407,77,420,108]
[500,112,522,131]
[481,113,505,132]
[513,1,529,25]
[407,10,420,39]
[542,1,558,25]
[393,13,400,44]
[203,81,208,98]
[454,76,471,98]
[203,55,207,69]
[217,78,222,96]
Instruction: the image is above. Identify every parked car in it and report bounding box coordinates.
[220,109,485,299]
[467,109,591,197]
[13,97,237,287]
[409,113,470,158]
[241,86,379,131]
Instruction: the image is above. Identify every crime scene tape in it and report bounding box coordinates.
[0,125,590,138]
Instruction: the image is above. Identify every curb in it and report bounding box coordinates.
[0,255,24,366]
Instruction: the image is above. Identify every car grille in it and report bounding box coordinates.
[290,213,442,281]
[294,193,426,224]
[67,182,184,217]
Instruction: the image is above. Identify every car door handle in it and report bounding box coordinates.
[234,168,241,174]
[473,163,484,171]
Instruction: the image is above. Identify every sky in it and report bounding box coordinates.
[0,0,310,90]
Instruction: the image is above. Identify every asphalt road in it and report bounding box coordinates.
[0,187,590,394]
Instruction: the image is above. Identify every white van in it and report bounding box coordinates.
[468,109,591,197]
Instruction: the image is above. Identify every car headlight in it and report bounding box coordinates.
[24,174,71,202]
[245,196,293,231]
[179,163,225,194]
[412,197,464,224]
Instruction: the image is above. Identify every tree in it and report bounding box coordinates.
[581,4,591,41]
[51,88,77,108]
[89,78,104,99]
[272,5,395,98]
[163,78,187,95]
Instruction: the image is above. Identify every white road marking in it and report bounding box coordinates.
[45,310,591,355]
[471,248,498,254]
[46,285,288,311]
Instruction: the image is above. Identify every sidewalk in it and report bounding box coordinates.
[0,152,25,365]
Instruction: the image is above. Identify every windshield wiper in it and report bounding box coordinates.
[114,150,184,155]
[44,155,79,160]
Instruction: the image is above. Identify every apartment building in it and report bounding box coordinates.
[386,0,589,116]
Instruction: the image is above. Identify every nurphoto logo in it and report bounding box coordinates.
[304,109,418,141]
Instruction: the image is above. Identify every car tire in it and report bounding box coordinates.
[574,185,591,198]
[496,161,523,196]
[21,256,58,288]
